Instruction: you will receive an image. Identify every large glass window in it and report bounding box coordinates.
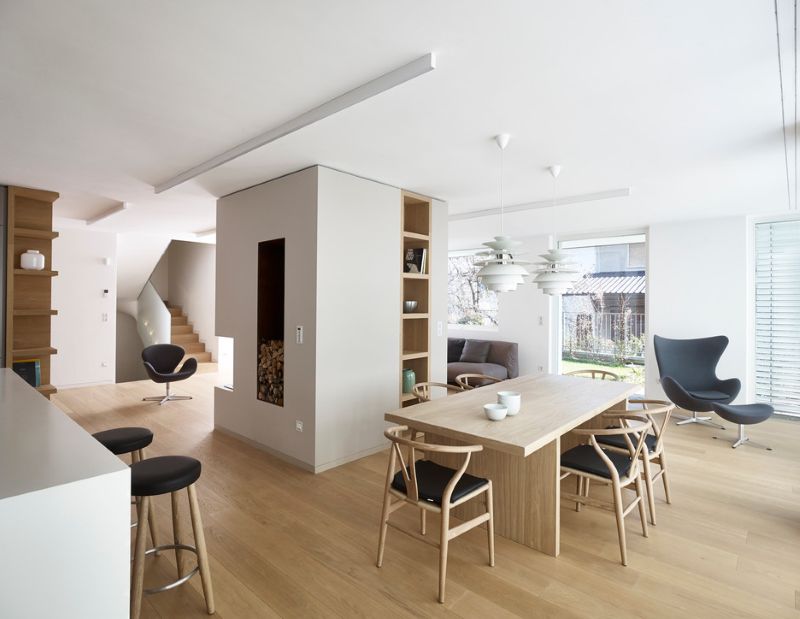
[447,252,499,328]
[755,219,800,416]
[559,234,647,383]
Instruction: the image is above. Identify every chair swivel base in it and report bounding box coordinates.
[713,425,772,451]
[674,411,725,429]
[142,383,192,406]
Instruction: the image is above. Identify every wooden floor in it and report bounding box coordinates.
[53,373,800,618]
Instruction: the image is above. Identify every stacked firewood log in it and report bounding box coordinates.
[257,338,284,406]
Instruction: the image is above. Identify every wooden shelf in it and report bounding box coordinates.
[403,231,430,242]
[13,269,58,277]
[402,351,429,360]
[14,228,59,240]
[402,313,429,320]
[401,393,418,403]
[402,273,429,280]
[36,384,57,396]
[14,309,58,316]
[12,346,57,357]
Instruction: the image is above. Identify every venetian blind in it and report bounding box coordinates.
[755,219,800,416]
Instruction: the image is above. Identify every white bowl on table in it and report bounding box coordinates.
[483,403,508,421]
[497,391,521,416]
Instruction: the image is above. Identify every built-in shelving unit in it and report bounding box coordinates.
[400,191,432,406]
[4,186,60,399]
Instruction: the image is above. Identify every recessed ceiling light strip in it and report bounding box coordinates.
[154,52,437,193]
[448,188,632,222]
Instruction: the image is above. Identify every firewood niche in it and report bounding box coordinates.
[257,238,285,406]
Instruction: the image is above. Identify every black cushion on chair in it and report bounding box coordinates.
[711,402,774,426]
[391,460,488,505]
[596,432,657,452]
[561,445,633,479]
[92,427,153,455]
[131,456,201,497]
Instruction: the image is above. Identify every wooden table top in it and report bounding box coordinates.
[385,374,640,457]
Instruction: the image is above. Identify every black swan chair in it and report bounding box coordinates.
[653,335,740,429]
[141,344,197,405]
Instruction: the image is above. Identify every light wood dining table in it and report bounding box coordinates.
[384,373,639,556]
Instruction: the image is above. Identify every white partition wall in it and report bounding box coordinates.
[215,166,448,472]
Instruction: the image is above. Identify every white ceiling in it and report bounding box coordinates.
[0,1,795,235]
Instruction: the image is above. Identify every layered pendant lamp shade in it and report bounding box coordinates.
[476,134,531,293]
[531,165,582,295]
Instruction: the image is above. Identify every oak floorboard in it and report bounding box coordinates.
[53,372,800,618]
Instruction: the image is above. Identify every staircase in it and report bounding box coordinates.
[168,305,212,363]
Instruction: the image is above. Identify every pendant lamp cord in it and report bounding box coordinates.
[499,145,505,233]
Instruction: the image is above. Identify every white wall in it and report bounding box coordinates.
[216,167,318,468]
[647,217,749,401]
[149,248,169,300]
[448,235,554,377]
[116,233,171,301]
[116,310,146,383]
[314,167,401,470]
[51,227,117,388]
[167,241,217,360]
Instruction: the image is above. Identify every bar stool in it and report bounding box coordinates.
[93,427,159,549]
[130,455,215,619]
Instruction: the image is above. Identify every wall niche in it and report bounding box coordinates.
[257,238,285,406]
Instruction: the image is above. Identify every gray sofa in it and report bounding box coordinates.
[447,338,519,386]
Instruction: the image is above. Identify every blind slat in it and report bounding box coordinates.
[754,219,800,416]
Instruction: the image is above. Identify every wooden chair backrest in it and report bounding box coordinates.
[455,374,503,390]
[627,399,674,454]
[412,382,462,402]
[566,369,621,381]
[571,415,652,480]
[384,426,482,506]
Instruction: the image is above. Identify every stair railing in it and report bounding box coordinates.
[137,280,171,347]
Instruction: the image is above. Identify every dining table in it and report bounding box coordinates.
[384,373,639,556]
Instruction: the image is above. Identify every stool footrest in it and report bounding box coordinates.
[142,543,200,595]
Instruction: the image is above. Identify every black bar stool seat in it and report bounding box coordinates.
[93,427,153,455]
[131,456,201,496]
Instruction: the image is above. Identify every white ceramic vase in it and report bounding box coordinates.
[20,250,45,270]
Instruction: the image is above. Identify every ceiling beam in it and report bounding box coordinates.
[154,52,437,193]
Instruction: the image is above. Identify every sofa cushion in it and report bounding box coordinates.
[447,338,466,364]
[447,362,508,385]
[486,341,519,378]
[460,340,491,363]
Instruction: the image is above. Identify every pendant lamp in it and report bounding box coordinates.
[531,166,582,295]
[476,134,530,293]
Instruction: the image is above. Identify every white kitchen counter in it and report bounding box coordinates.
[0,369,130,618]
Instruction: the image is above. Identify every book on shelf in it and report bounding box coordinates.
[404,248,427,274]
[13,358,41,388]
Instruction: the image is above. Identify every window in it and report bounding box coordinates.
[755,219,800,416]
[447,253,498,327]
[559,234,647,384]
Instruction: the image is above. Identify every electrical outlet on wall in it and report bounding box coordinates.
[295,420,303,432]
[296,326,304,344]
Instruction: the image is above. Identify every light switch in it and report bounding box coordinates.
[437,321,443,337]
[296,326,304,344]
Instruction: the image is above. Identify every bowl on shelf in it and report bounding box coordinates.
[403,300,419,313]
[483,403,508,421]
[497,391,521,415]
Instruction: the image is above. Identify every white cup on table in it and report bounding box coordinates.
[497,391,521,415]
